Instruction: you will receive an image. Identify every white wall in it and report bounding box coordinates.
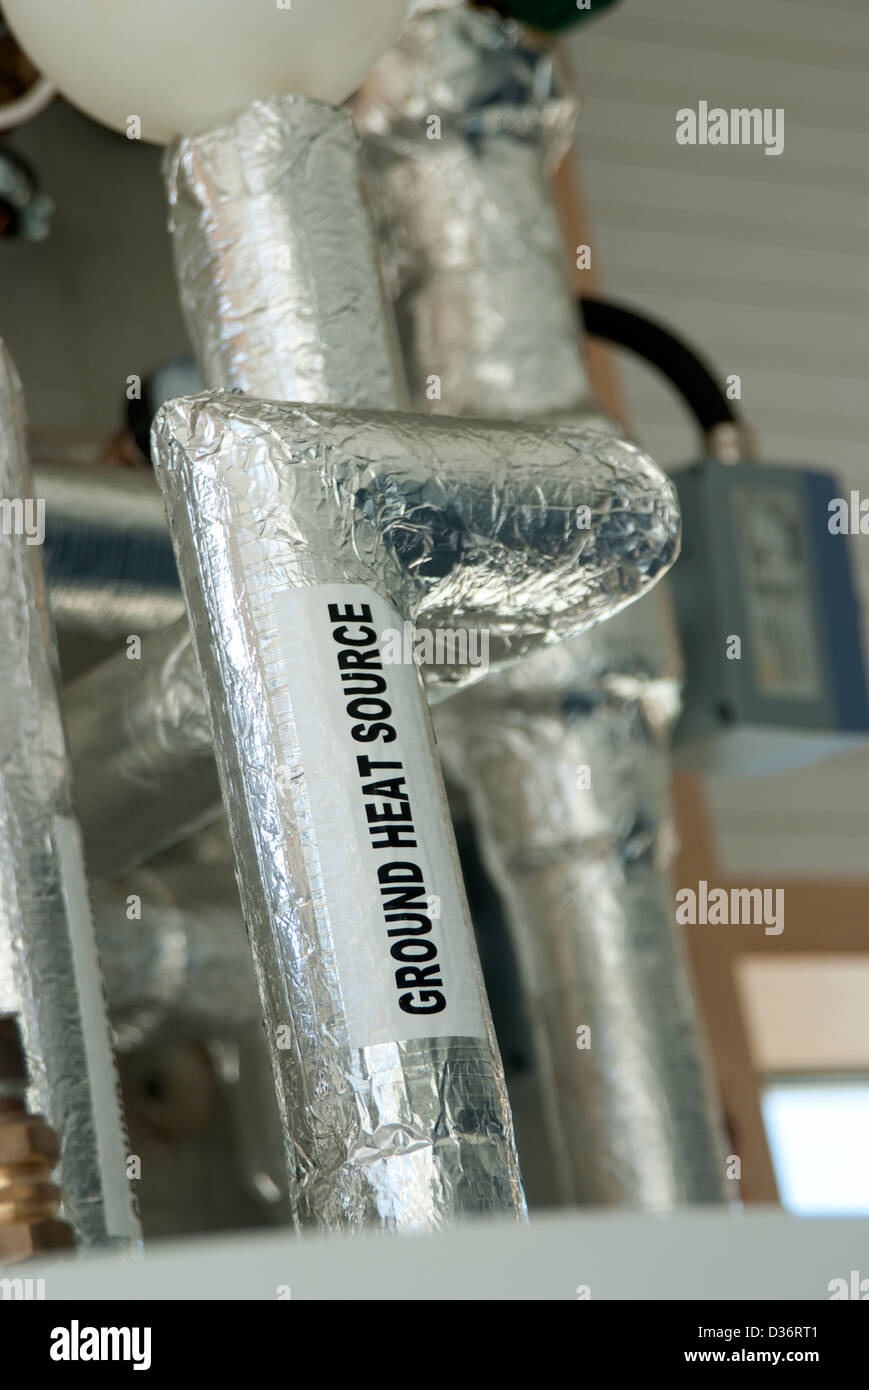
[570,0,869,877]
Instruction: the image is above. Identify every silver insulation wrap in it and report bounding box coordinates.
[63,395,677,873]
[358,3,728,1206]
[65,618,219,878]
[151,391,678,1229]
[91,856,257,1053]
[38,466,184,639]
[354,4,593,419]
[63,88,629,893]
[64,97,408,881]
[165,95,408,410]
[153,396,679,685]
[436,600,728,1207]
[0,343,139,1246]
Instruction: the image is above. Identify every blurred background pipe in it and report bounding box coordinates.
[0,342,139,1247]
[355,1,729,1208]
[91,851,257,1053]
[64,618,219,878]
[37,465,185,642]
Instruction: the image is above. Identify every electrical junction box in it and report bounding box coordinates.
[671,459,869,775]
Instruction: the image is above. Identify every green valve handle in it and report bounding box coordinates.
[479,0,622,32]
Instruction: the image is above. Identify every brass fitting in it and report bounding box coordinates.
[0,1016,74,1264]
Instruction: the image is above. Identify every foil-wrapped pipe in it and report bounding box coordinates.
[357,2,728,1207]
[97,822,292,1228]
[436,600,727,1207]
[0,343,140,1247]
[91,858,258,1053]
[354,3,592,420]
[65,618,219,878]
[162,91,520,1232]
[151,391,678,1229]
[38,466,185,638]
[67,394,677,875]
[165,96,408,411]
[61,87,661,886]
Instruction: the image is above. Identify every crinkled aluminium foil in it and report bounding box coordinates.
[150,391,678,1229]
[112,94,412,878]
[94,825,291,1225]
[38,466,185,639]
[65,98,401,879]
[152,396,679,682]
[91,857,258,1053]
[66,393,678,876]
[165,96,408,411]
[65,617,220,878]
[354,4,593,420]
[436,599,728,1207]
[358,3,728,1206]
[70,80,674,883]
[0,343,139,1246]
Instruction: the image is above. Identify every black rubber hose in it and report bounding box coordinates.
[579,295,738,434]
[475,0,623,32]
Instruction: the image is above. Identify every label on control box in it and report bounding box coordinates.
[732,484,823,701]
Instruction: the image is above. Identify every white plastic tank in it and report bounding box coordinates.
[3,0,411,143]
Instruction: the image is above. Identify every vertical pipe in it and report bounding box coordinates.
[158,95,524,1229]
[356,5,728,1207]
[65,618,218,878]
[0,343,139,1246]
[165,95,408,411]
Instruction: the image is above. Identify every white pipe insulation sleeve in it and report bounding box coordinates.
[0,343,140,1248]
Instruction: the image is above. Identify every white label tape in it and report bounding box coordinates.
[272,584,487,1050]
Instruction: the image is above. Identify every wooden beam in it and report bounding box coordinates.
[672,774,780,1201]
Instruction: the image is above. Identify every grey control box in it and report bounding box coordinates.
[671,459,869,775]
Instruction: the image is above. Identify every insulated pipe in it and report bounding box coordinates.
[91,860,258,1053]
[93,829,291,1223]
[165,97,408,411]
[60,95,672,882]
[151,389,678,1230]
[0,343,140,1248]
[436,605,728,1207]
[356,4,729,1207]
[354,1,599,422]
[64,93,411,878]
[159,95,522,1231]
[65,618,218,878]
[38,466,185,639]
